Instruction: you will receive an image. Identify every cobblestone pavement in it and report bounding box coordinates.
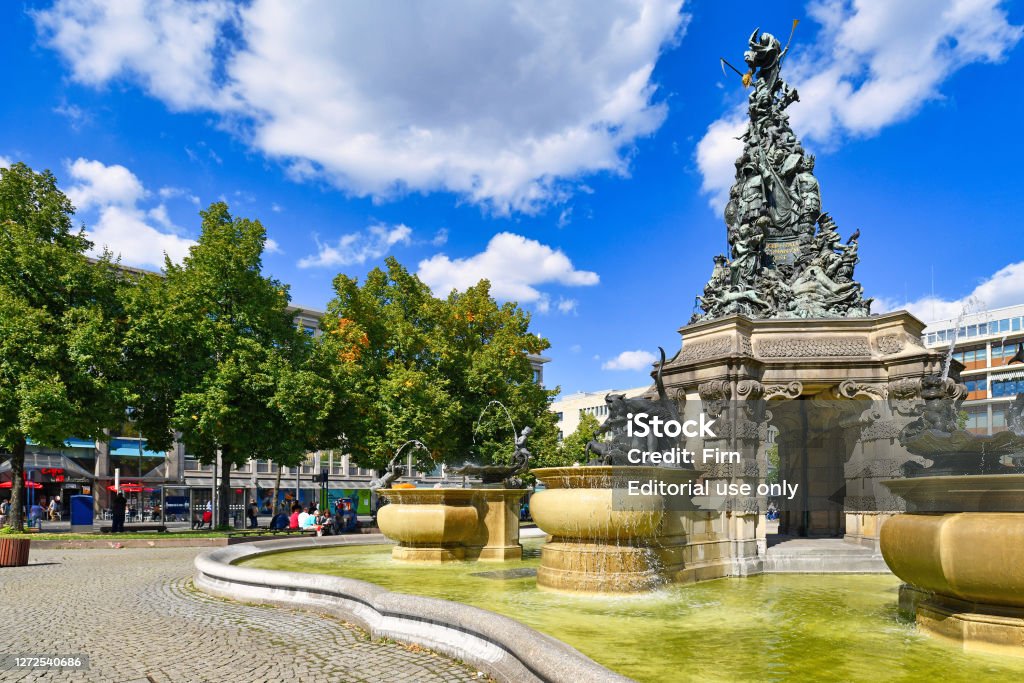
[0,548,486,682]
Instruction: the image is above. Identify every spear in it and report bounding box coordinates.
[720,57,753,88]
[780,19,800,63]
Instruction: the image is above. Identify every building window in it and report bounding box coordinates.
[555,412,563,421]
[1013,318,1022,332]
[964,378,987,393]
[965,409,988,430]
[992,378,1022,397]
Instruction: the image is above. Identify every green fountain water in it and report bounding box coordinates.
[241,539,1024,682]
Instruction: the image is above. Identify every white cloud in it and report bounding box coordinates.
[65,158,195,267]
[34,0,234,111]
[65,157,147,210]
[417,232,598,303]
[146,204,174,230]
[54,101,90,130]
[557,297,578,314]
[265,238,282,255]
[694,112,746,212]
[87,205,194,267]
[158,186,201,205]
[35,0,688,214]
[431,228,449,247]
[602,349,657,371]
[298,223,412,269]
[570,344,583,353]
[271,202,283,213]
[0,156,11,169]
[696,0,1022,209]
[557,207,573,228]
[876,260,1024,322]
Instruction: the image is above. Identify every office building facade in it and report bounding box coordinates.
[922,303,1024,435]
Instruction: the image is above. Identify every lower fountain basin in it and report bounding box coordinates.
[881,474,1024,657]
[377,487,526,563]
[530,466,700,594]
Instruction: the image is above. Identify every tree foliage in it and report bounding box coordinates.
[557,412,602,466]
[0,162,126,530]
[124,203,335,526]
[317,257,558,472]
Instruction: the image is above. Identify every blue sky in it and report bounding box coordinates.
[2,0,1023,395]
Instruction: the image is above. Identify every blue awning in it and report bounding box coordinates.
[109,446,166,457]
[109,438,164,458]
[26,437,95,449]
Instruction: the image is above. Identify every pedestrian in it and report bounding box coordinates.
[0,498,8,526]
[111,490,127,532]
[247,499,259,529]
[47,496,59,521]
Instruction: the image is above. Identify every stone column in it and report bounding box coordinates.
[696,378,767,576]
[164,433,185,483]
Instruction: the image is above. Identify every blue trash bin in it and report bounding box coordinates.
[70,495,94,532]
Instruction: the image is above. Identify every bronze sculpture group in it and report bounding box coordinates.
[694,28,872,323]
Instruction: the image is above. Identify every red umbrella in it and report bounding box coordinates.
[0,481,43,489]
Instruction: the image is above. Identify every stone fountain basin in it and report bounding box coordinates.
[530,466,699,541]
[902,428,1024,458]
[881,475,1024,609]
[377,489,479,546]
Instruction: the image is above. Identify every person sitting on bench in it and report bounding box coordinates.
[269,510,290,530]
[299,504,322,535]
[192,509,213,530]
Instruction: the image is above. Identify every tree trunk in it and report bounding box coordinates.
[8,436,26,531]
[218,446,232,530]
[273,464,283,516]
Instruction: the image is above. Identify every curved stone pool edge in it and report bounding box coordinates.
[193,536,633,683]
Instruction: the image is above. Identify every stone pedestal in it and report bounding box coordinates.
[660,311,949,552]
[880,475,1024,657]
[465,489,525,561]
[376,488,525,563]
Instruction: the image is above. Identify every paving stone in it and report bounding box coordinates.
[0,548,485,682]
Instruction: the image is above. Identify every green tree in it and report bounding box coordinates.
[766,443,780,485]
[558,412,602,466]
[0,163,127,531]
[125,203,334,527]
[318,257,558,473]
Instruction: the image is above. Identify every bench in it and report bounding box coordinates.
[100,524,168,533]
[268,526,318,535]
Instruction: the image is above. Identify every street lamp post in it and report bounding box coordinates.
[137,421,143,522]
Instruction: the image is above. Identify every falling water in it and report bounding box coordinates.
[941,298,984,380]
[391,439,432,473]
[474,399,520,443]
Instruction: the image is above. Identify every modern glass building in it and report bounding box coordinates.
[922,303,1024,435]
